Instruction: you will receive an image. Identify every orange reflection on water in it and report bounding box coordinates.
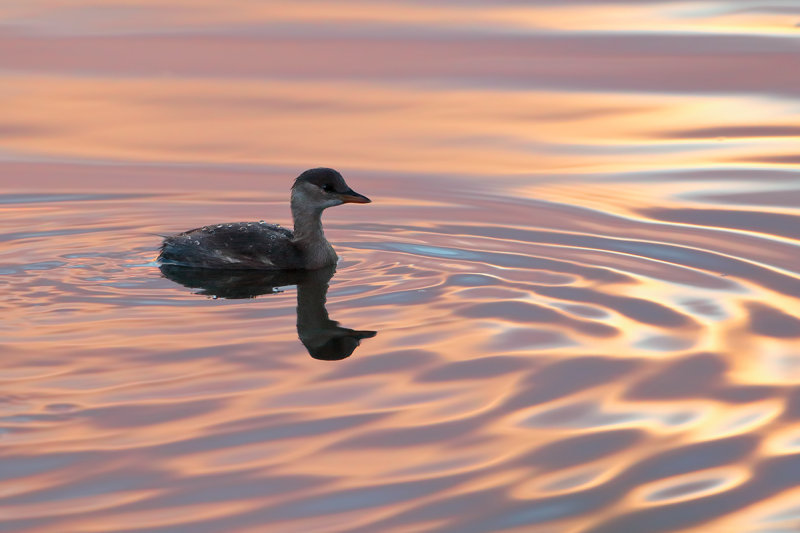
[1,1,800,532]
[2,75,799,177]
[4,0,798,37]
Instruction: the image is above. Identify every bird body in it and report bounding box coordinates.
[158,168,370,270]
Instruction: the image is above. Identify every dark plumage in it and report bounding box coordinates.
[159,221,301,269]
[158,168,370,270]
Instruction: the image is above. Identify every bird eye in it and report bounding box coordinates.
[321,184,334,192]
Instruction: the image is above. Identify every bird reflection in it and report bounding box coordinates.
[159,264,376,360]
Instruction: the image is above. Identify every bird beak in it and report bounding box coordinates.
[338,188,371,204]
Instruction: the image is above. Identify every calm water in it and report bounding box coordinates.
[2,2,800,532]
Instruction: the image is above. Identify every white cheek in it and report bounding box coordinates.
[322,197,344,208]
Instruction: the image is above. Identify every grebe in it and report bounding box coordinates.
[158,168,370,270]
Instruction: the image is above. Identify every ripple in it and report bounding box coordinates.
[746,302,800,338]
[518,429,646,472]
[2,2,800,531]
[637,468,748,505]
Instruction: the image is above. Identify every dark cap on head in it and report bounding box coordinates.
[294,168,347,192]
[294,167,371,204]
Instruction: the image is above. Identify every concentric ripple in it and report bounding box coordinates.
[2,1,800,532]
[2,170,799,532]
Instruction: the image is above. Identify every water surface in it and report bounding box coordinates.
[2,2,800,532]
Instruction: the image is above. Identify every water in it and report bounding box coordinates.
[2,2,800,532]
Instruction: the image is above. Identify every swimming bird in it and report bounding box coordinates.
[158,168,370,270]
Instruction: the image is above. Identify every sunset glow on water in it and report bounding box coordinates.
[1,2,800,532]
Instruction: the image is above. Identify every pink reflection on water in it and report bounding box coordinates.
[1,1,800,532]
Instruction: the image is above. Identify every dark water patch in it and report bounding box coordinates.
[453,286,532,301]
[779,388,800,421]
[690,188,800,209]
[746,302,800,338]
[458,301,619,337]
[347,488,500,533]
[731,5,800,15]
[330,414,490,449]
[533,286,697,329]
[473,492,610,532]
[587,446,800,533]
[153,412,388,456]
[3,32,800,97]
[643,207,800,241]
[742,154,800,165]
[557,303,610,319]
[81,398,224,429]
[626,353,727,400]
[635,334,696,352]
[346,287,441,307]
[264,475,469,521]
[0,468,166,505]
[519,400,640,429]
[507,357,640,411]
[661,125,800,139]
[418,355,534,382]
[0,412,73,425]
[321,349,439,379]
[115,473,328,511]
[712,385,776,404]
[0,193,151,204]
[0,261,66,274]
[614,435,758,488]
[0,452,86,482]
[610,168,800,184]
[519,429,645,472]
[0,123,57,138]
[488,327,576,351]
[0,227,117,243]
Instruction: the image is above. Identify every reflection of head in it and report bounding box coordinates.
[301,328,377,361]
[294,266,377,361]
[159,264,376,360]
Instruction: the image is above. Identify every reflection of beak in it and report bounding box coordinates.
[338,188,371,204]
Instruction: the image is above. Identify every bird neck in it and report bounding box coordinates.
[291,200,325,241]
[291,196,337,268]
